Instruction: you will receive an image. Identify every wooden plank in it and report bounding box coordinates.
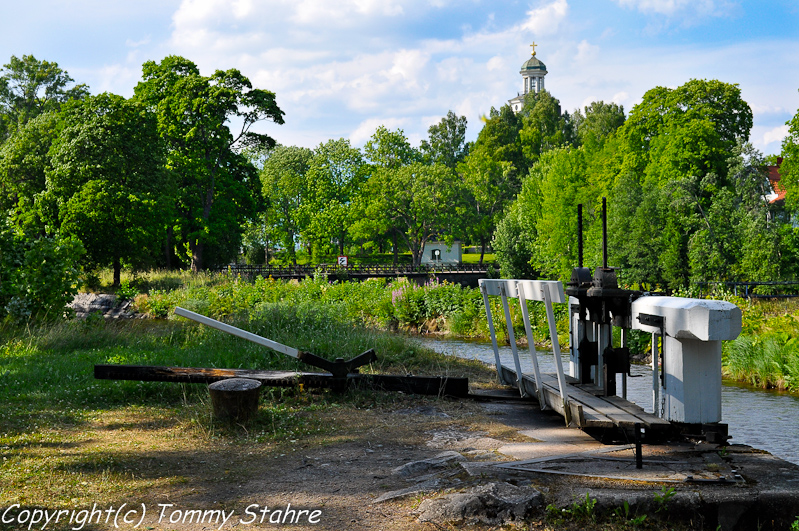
[536,374,651,428]
[603,395,672,427]
[94,364,304,385]
[533,374,614,428]
[502,366,614,429]
[94,365,470,397]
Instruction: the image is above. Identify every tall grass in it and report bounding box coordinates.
[723,335,799,391]
[129,272,572,347]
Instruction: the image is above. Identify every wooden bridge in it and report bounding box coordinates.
[220,263,493,287]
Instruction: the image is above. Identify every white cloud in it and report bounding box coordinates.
[612,92,631,106]
[519,0,569,35]
[158,0,797,156]
[763,124,789,146]
[575,39,599,62]
[613,0,741,28]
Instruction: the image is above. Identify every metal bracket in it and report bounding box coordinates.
[297,349,377,379]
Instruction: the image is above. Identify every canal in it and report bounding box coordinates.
[416,337,799,466]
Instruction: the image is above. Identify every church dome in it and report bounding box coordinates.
[521,56,546,71]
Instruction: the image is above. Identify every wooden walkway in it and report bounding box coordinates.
[497,364,672,434]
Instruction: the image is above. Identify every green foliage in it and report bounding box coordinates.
[134,55,284,271]
[780,94,799,214]
[519,90,574,165]
[299,138,367,256]
[654,486,675,513]
[563,492,598,522]
[0,111,60,229]
[0,223,84,322]
[0,54,89,141]
[791,515,799,531]
[363,162,465,267]
[259,145,314,264]
[613,500,647,528]
[45,92,170,286]
[420,111,469,169]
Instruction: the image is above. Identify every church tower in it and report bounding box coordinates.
[509,43,548,112]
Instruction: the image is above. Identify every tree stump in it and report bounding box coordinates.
[208,378,262,422]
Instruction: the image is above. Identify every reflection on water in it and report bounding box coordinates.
[416,336,799,466]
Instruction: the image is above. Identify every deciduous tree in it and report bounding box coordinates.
[133,56,284,271]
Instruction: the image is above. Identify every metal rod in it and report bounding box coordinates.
[499,283,525,396]
[577,204,584,268]
[602,197,608,268]
[652,333,660,416]
[518,281,546,407]
[480,285,507,385]
[175,307,299,358]
[543,287,572,426]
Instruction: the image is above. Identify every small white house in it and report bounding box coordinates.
[421,241,462,265]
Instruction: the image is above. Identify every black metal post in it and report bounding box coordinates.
[577,204,584,268]
[634,422,643,469]
[602,197,608,269]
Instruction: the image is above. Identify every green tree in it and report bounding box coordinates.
[0,55,88,142]
[299,139,366,257]
[133,55,284,271]
[492,176,540,279]
[458,149,514,264]
[420,111,469,169]
[572,101,625,149]
[359,127,421,263]
[364,162,463,267]
[609,79,755,288]
[0,217,84,322]
[0,111,60,231]
[780,96,799,213]
[259,145,314,264]
[45,93,170,286]
[518,90,574,165]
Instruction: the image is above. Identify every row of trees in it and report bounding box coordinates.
[2,52,799,322]
[0,54,283,290]
[494,79,799,290]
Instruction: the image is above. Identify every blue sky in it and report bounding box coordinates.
[2,0,797,155]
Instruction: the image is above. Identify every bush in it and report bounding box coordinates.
[0,226,84,322]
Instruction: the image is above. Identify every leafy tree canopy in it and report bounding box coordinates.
[420,111,469,169]
[45,93,170,286]
[133,55,284,271]
[0,55,88,142]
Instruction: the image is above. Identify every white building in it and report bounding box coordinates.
[508,43,548,113]
[421,241,462,265]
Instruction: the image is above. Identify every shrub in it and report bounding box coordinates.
[0,226,84,322]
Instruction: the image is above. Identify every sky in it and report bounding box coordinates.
[1,0,798,155]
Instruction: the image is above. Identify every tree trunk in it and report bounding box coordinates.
[392,230,399,267]
[164,226,172,269]
[113,256,122,288]
[190,240,204,272]
[479,237,486,265]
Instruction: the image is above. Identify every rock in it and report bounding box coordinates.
[392,451,465,478]
[69,293,136,319]
[416,482,543,525]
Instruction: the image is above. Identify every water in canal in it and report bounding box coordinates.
[416,337,799,466]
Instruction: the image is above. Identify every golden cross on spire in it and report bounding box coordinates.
[530,42,538,56]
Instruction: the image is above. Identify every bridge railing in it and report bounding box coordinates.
[220,262,492,278]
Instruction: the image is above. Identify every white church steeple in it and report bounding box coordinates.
[509,43,548,112]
